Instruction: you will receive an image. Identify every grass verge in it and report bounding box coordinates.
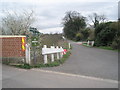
[10,51,71,69]
[95,46,118,51]
[82,43,118,51]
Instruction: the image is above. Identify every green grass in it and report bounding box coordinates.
[96,46,118,51]
[12,63,32,69]
[82,43,118,51]
[34,51,71,68]
[82,43,92,47]
[10,51,71,69]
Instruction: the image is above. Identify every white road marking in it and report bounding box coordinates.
[32,68,118,84]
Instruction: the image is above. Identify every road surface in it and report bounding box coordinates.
[41,41,118,80]
[2,65,118,88]
[2,41,118,88]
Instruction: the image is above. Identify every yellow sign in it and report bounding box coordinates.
[21,37,25,51]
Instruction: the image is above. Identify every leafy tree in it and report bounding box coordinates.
[75,32,84,41]
[62,11,86,41]
[88,29,95,41]
[94,22,118,47]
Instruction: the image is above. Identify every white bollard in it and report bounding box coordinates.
[43,45,48,64]
[69,43,71,49]
[91,41,94,46]
[87,40,90,46]
[56,46,60,59]
[60,47,63,58]
[25,44,31,64]
[44,55,47,64]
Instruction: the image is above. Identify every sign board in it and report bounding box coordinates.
[31,37,39,46]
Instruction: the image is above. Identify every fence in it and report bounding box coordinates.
[25,43,71,65]
[42,45,64,64]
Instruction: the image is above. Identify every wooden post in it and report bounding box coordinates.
[44,55,47,64]
[56,46,60,59]
[51,46,54,62]
[51,54,54,62]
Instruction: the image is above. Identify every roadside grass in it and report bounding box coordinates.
[82,43,92,48]
[95,46,118,51]
[82,43,118,51]
[10,51,71,69]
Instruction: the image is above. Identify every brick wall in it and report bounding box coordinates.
[1,36,26,57]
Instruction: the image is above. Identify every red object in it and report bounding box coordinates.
[63,49,67,54]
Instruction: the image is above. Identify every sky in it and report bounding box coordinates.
[0,0,119,34]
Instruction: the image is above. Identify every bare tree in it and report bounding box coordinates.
[88,13,107,28]
[1,10,35,35]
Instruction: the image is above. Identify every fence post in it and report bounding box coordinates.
[25,44,31,64]
[51,46,54,62]
[44,55,47,64]
[60,47,63,58]
[43,45,47,64]
[56,46,60,59]
[69,43,71,49]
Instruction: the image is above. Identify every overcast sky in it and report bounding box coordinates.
[0,0,119,34]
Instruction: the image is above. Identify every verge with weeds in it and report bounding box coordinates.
[11,51,71,69]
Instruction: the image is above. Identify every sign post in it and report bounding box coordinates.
[30,27,40,64]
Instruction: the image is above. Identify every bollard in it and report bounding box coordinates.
[60,47,63,58]
[91,41,94,46]
[44,55,47,64]
[25,44,31,65]
[69,43,71,49]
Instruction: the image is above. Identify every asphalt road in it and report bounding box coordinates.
[2,41,118,88]
[41,41,118,80]
[2,65,118,88]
